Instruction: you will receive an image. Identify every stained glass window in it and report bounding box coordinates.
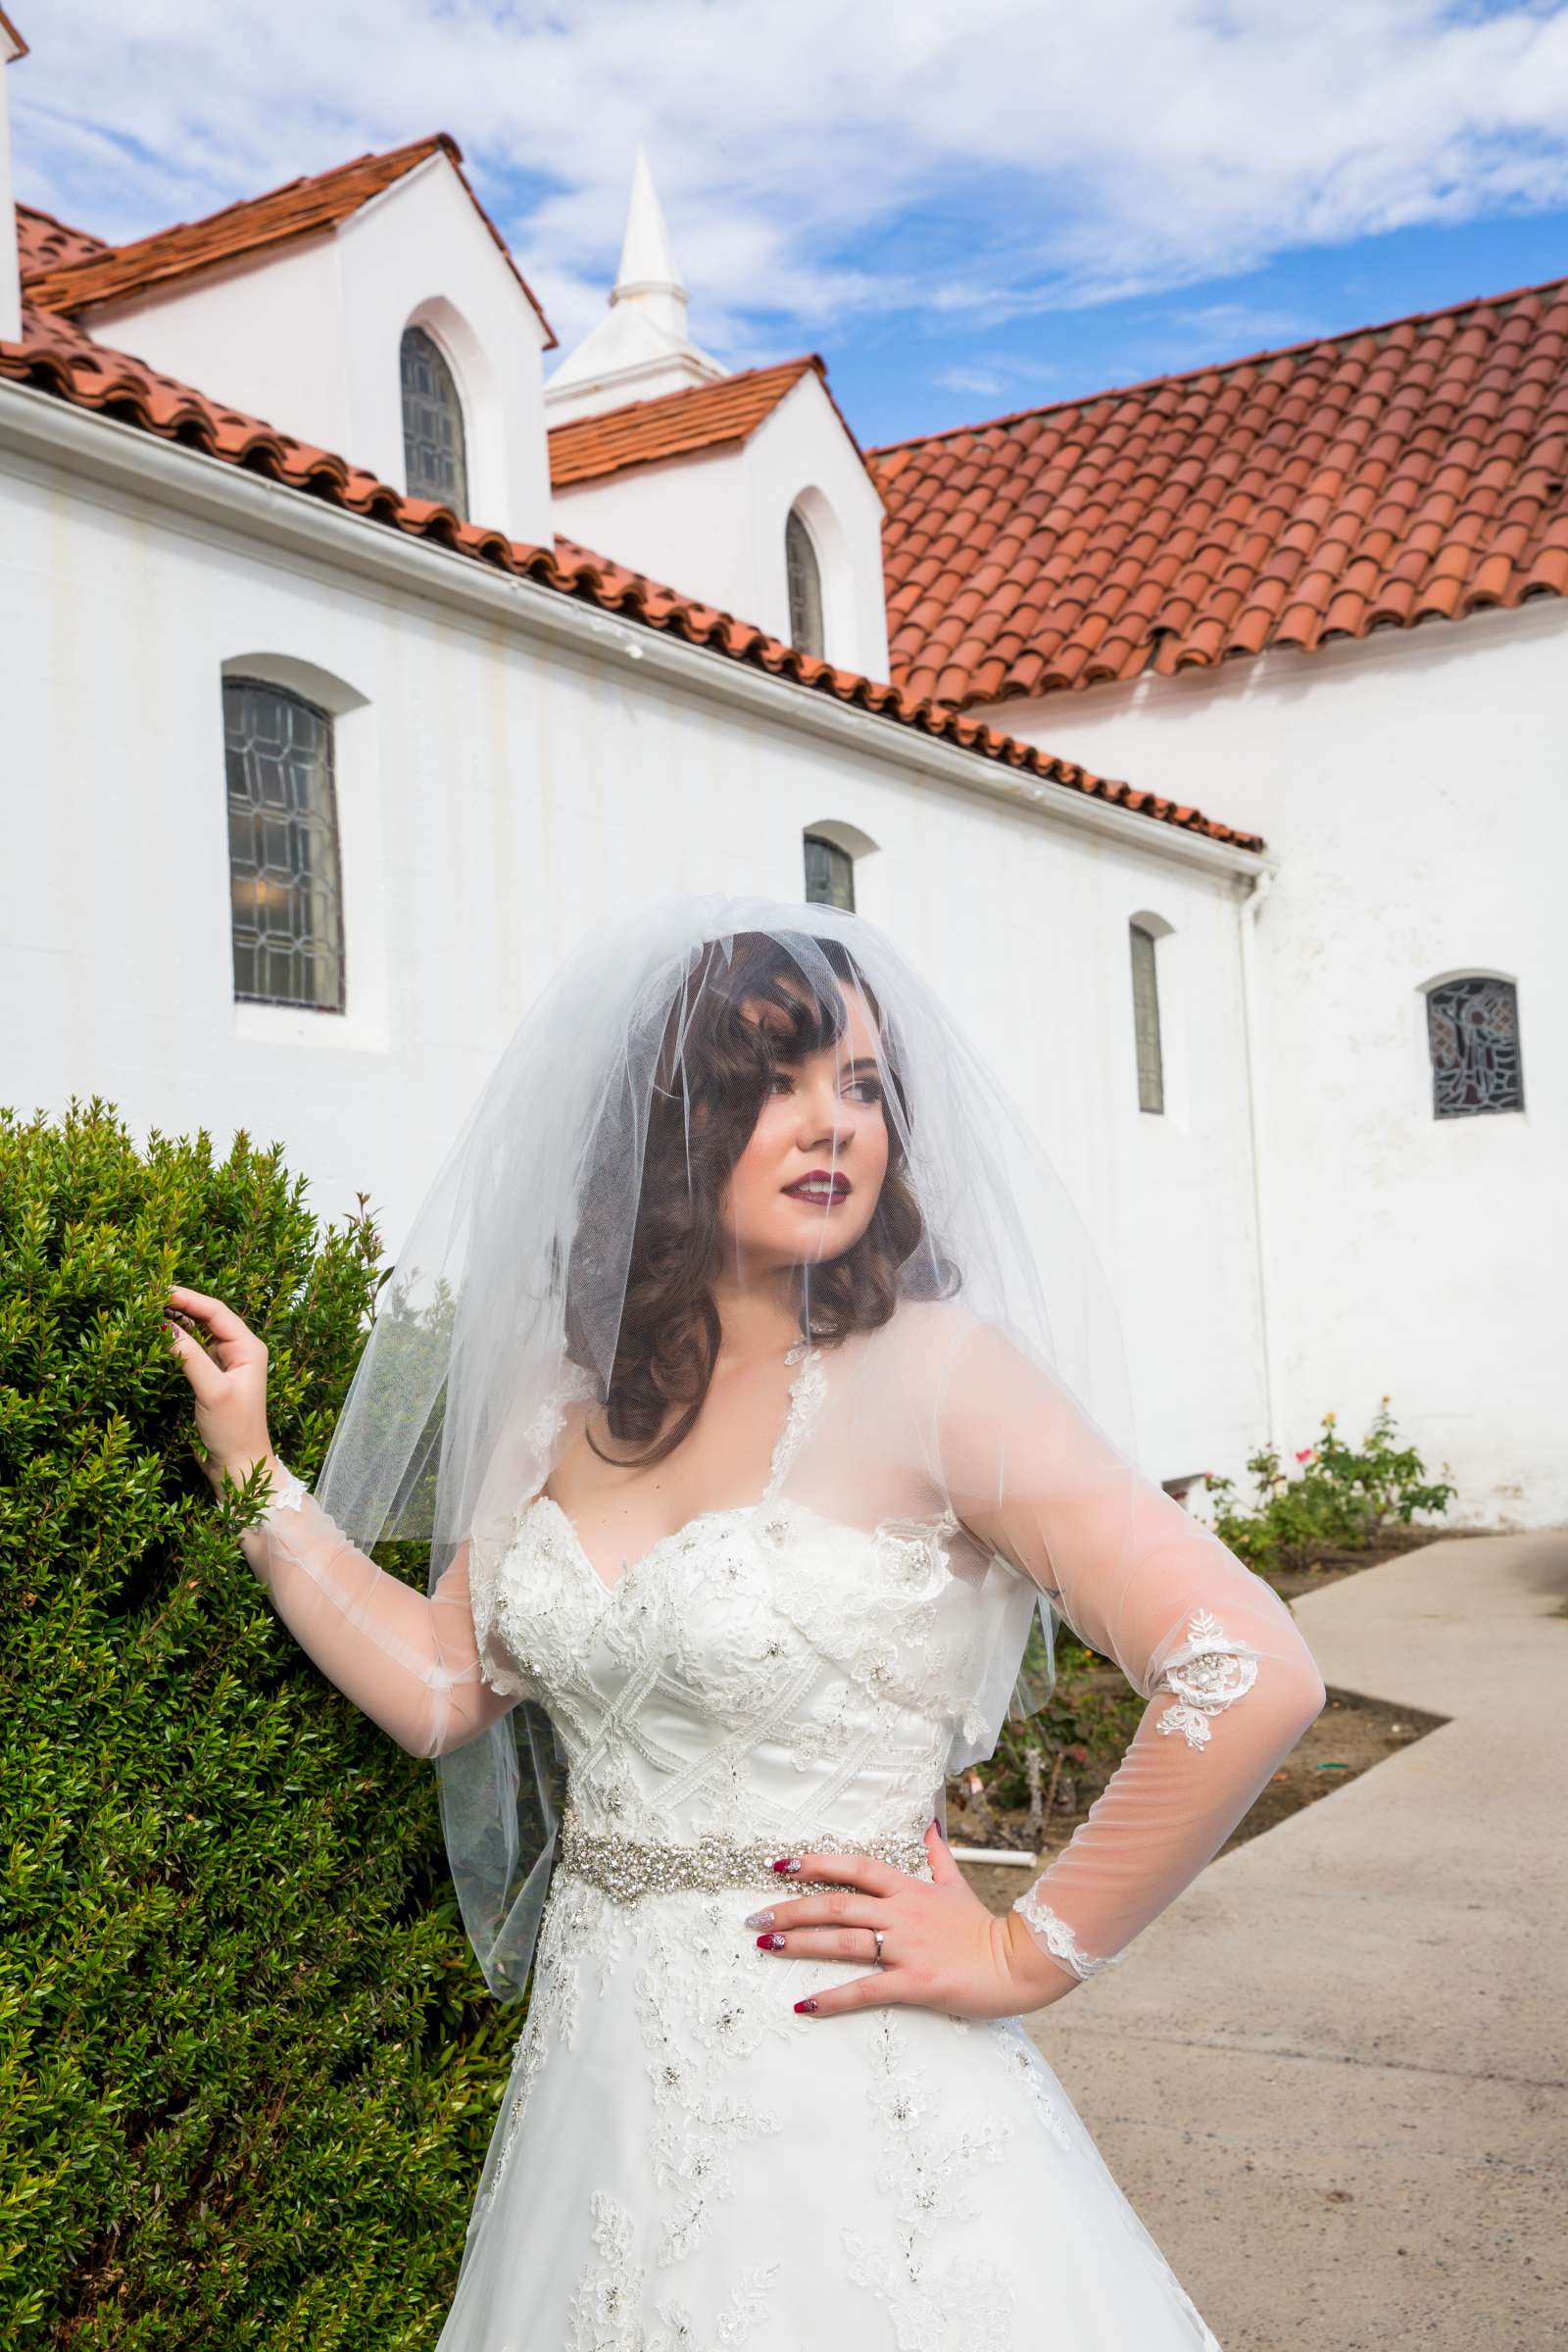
[224,678,346,1012]
[1426,976,1523,1117]
[804,832,854,910]
[400,325,468,517]
[1130,921,1164,1114]
[786,507,825,658]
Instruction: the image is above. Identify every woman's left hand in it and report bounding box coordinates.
[746,1822,1077,2021]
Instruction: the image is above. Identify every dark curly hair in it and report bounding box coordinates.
[567,928,956,1469]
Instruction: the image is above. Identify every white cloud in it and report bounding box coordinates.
[10,0,1568,368]
[933,367,1010,398]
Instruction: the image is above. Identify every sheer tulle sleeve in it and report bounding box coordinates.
[937,1319,1327,1986]
[234,1454,522,1760]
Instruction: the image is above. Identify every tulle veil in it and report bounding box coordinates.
[307,894,1141,2000]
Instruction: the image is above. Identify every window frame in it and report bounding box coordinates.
[400,322,470,519]
[785,505,826,660]
[804,830,855,910]
[1129,917,1165,1116]
[1423,971,1525,1119]
[223,673,348,1015]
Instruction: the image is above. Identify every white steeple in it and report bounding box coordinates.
[611,147,688,344]
[545,146,726,425]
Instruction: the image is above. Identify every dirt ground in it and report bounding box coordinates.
[954,1531,1457,1919]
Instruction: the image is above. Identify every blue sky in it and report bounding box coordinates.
[10,0,1568,452]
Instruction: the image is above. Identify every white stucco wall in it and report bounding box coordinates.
[979,600,1568,1528]
[0,397,1267,1494]
[74,156,554,544]
[550,372,891,680]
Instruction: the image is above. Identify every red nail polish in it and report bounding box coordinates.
[757,1932,785,1951]
[794,1996,817,2014]
[772,1856,801,1875]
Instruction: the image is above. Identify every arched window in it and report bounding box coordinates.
[400,324,468,517]
[1129,919,1164,1114]
[224,677,346,1011]
[804,831,855,910]
[786,506,825,659]
[1425,975,1524,1117]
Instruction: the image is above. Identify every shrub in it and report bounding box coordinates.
[1200,1398,1456,1576]
[0,1099,511,2349]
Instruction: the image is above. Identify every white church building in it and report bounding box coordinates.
[1,13,1560,1528]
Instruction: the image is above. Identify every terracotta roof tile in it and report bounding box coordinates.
[16,203,109,277]
[22,136,556,346]
[0,280,1259,851]
[548,356,882,499]
[873,278,1568,705]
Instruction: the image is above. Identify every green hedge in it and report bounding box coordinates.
[0,1100,514,2348]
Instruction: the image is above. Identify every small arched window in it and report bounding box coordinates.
[804,831,855,911]
[400,324,468,517]
[786,506,825,659]
[1425,975,1524,1117]
[224,677,346,1011]
[1129,919,1164,1113]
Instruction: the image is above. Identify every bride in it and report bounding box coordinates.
[167,896,1325,2349]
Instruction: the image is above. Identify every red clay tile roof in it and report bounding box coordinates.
[550,358,813,484]
[16,203,109,276]
[549,356,883,500]
[22,134,556,347]
[0,271,1260,852]
[871,277,1568,708]
[0,9,28,58]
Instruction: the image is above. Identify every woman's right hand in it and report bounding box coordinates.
[165,1285,275,1496]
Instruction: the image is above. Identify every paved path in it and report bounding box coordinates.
[1024,1532,1568,2350]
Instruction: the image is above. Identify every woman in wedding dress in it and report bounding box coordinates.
[167,898,1326,2350]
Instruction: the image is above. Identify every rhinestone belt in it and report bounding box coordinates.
[556,1804,930,1906]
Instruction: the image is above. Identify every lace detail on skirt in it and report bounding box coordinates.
[840,2010,1018,2348]
[564,2188,779,2350]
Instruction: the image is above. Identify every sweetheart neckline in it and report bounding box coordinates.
[522,1342,828,1602]
[523,1491,772,1605]
[515,1489,967,1612]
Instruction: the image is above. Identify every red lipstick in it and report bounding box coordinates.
[782,1170,851,1203]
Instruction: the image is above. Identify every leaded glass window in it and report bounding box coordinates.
[1130,921,1164,1113]
[804,832,854,910]
[224,678,346,1012]
[1426,975,1523,1117]
[400,325,468,517]
[786,507,825,658]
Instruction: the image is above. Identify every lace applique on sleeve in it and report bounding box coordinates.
[264,1459,310,1517]
[1010,1886,1126,1983]
[1151,1606,1261,1750]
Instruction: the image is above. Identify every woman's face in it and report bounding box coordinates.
[717,981,891,1273]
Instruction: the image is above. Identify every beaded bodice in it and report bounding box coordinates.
[467,1348,993,1856]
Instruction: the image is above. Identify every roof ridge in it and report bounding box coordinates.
[548,352,820,430]
[867,267,1568,459]
[24,133,455,294]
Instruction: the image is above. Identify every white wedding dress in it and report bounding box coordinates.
[248,1320,1326,2350]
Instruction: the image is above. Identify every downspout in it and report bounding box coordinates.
[1238,861,1285,1463]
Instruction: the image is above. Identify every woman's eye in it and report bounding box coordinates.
[845,1078,884,1104]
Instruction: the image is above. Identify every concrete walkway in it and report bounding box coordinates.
[1024,1532,1568,2350]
